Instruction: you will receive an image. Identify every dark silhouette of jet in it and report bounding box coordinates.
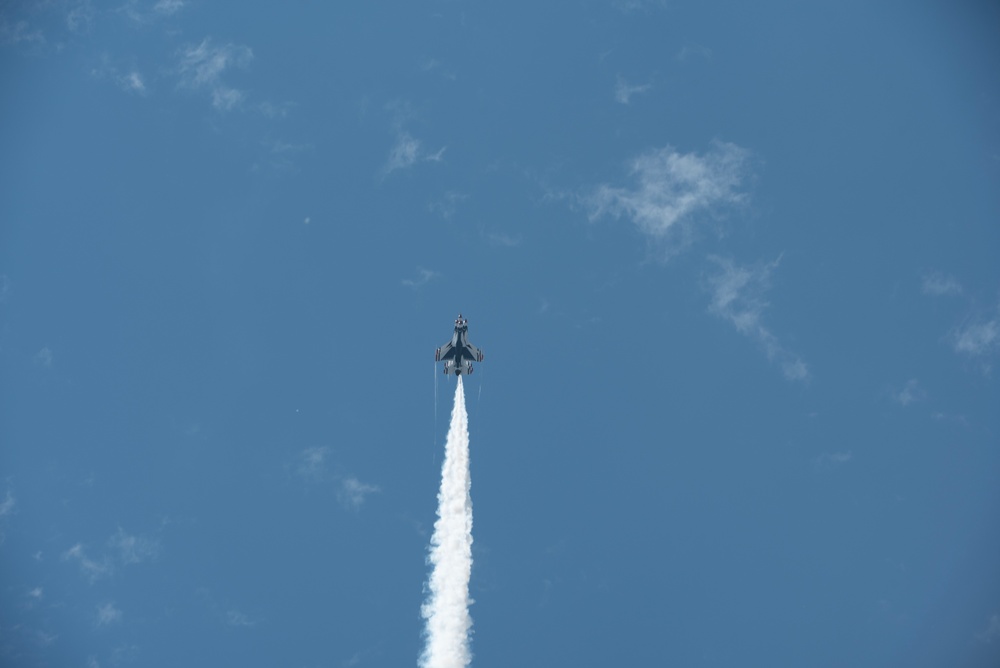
[435,314,484,375]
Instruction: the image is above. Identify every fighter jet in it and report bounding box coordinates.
[435,313,484,375]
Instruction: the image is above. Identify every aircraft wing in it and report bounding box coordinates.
[435,340,456,361]
[463,342,484,363]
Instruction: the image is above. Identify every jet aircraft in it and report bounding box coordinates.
[435,313,484,375]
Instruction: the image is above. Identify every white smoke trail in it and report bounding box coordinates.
[420,377,473,668]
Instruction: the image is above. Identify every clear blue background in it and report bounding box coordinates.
[2,2,998,667]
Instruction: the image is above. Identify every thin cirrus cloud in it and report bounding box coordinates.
[676,44,713,61]
[293,447,380,509]
[705,254,809,382]
[486,231,522,248]
[0,490,13,544]
[0,19,44,46]
[225,609,256,628]
[920,272,998,372]
[34,347,54,368]
[153,0,186,15]
[296,446,330,481]
[63,544,114,582]
[119,71,146,93]
[337,477,381,510]
[979,613,1000,643]
[580,141,803,379]
[891,378,925,406]
[613,0,667,13]
[0,490,14,518]
[402,267,440,289]
[429,191,469,220]
[95,602,122,627]
[952,304,999,369]
[584,141,752,258]
[108,526,160,565]
[921,271,963,297]
[122,0,186,24]
[614,76,651,104]
[66,3,96,33]
[814,451,853,470]
[383,132,446,176]
[91,57,146,95]
[63,527,160,582]
[386,132,421,172]
[176,38,253,111]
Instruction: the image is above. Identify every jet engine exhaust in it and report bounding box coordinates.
[420,377,474,668]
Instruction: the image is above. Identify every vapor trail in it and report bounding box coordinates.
[420,377,473,668]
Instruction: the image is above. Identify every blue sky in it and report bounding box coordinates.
[2,1,999,666]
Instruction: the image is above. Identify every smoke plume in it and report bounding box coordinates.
[420,377,474,668]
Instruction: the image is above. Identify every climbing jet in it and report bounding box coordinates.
[435,313,484,375]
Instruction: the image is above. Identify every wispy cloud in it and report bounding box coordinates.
[931,411,970,428]
[952,302,1000,372]
[154,0,185,15]
[429,191,468,220]
[211,87,243,110]
[420,57,457,81]
[258,100,295,119]
[263,139,311,155]
[25,629,57,648]
[383,132,445,176]
[292,448,379,509]
[386,132,421,172]
[921,271,962,297]
[35,347,54,368]
[342,645,383,667]
[814,451,853,470]
[63,544,114,582]
[91,57,147,95]
[585,141,751,258]
[24,586,44,609]
[296,446,330,481]
[425,145,446,162]
[380,100,445,176]
[0,490,13,544]
[95,602,122,627]
[108,526,160,564]
[120,70,145,92]
[978,613,1000,643]
[676,44,713,61]
[67,2,96,33]
[0,490,15,518]
[337,477,380,510]
[0,19,45,46]
[197,588,261,629]
[613,0,667,13]
[177,38,253,111]
[402,267,440,289]
[110,644,139,664]
[486,231,522,248]
[252,138,313,175]
[706,255,809,382]
[64,526,160,581]
[614,76,651,104]
[225,609,256,628]
[122,0,186,24]
[891,378,925,406]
